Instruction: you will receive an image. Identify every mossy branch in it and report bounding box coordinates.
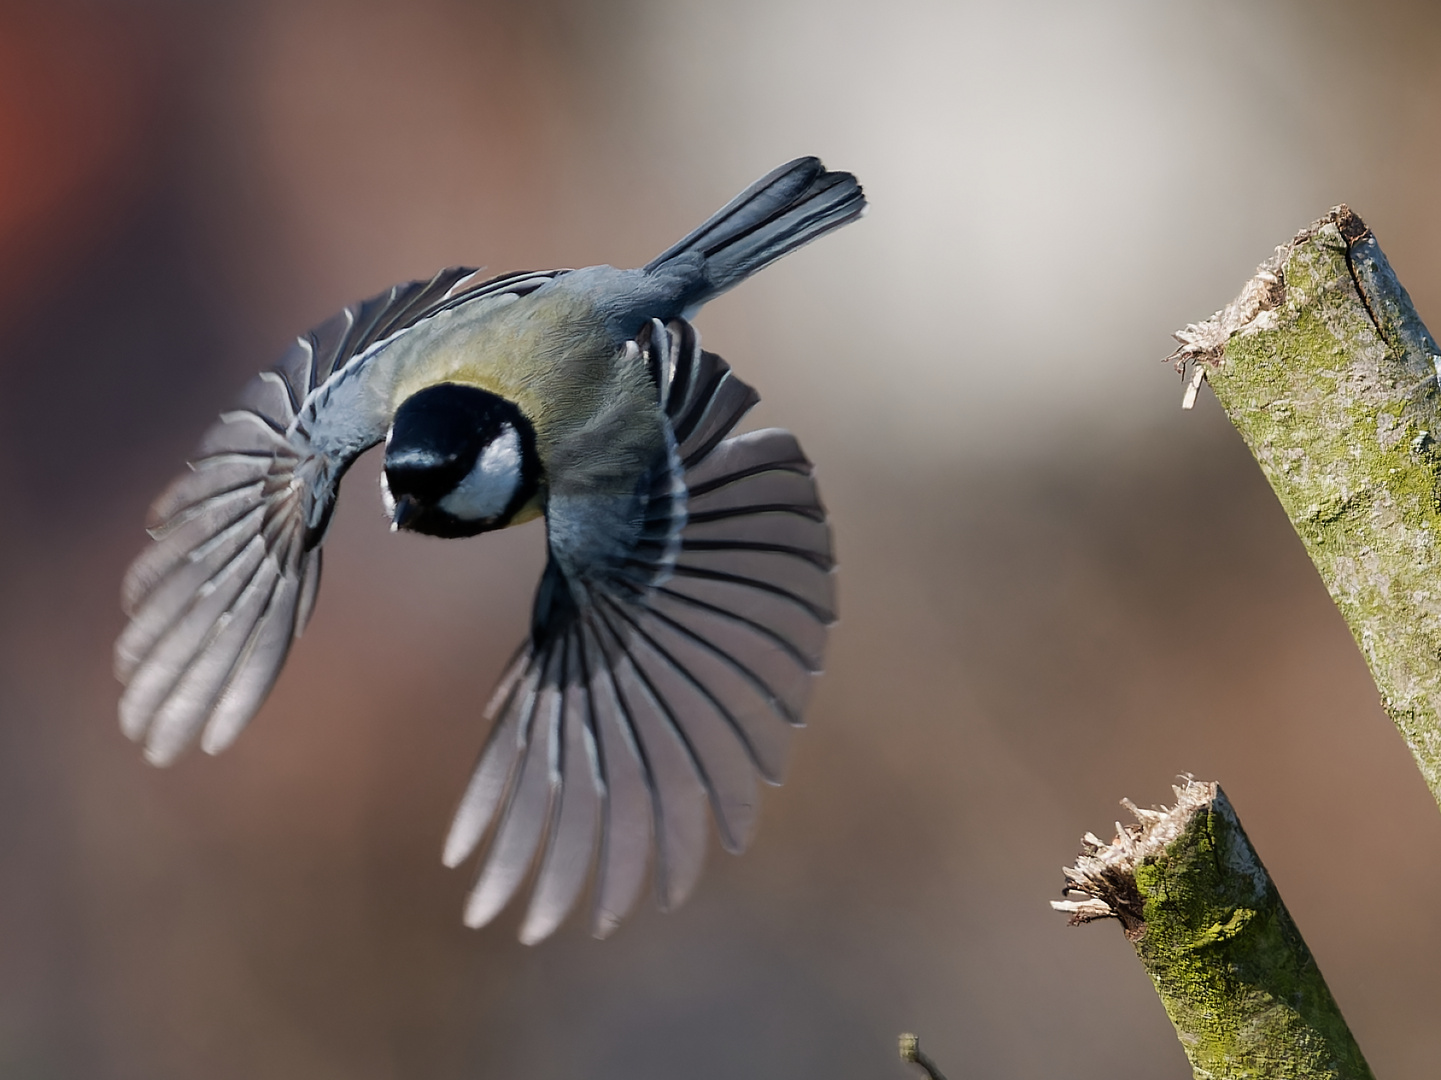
[1053,779,1372,1079]
[1171,207,1441,811]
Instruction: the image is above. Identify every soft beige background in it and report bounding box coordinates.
[3,1,1440,1077]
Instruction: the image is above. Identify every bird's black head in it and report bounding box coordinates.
[382,383,541,539]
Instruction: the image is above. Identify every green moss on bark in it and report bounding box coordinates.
[1180,209,1441,808]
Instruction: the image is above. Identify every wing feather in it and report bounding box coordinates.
[597,596,759,855]
[597,615,710,913]
[681,512,832,565]
[655,575,827,670]
[200,571,306,755]
[521,655,603,944]
[115,506,267,686]
[146,455,272,529]
[673,548,835,620]
[144,554,284,763]
[581,623,654,938]
[463,659,562,929]
[119,532,269,741]
[442,653,537,868]
[686,467,825,520]
[293,549,323,636]
[631,597,799,780]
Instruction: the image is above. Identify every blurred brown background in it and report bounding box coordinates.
[3,1,1441,1077]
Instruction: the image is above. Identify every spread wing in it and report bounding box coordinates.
[443,318,835,943]
[115,266,567,766]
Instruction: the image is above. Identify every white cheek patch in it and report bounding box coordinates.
[379,466,397,518]
[439,424,523,522]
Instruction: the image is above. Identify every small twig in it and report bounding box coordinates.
[898,1033,949,1080]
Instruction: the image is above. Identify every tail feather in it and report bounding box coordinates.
[646,157,865,307]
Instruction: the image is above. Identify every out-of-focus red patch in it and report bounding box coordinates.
[0,5,160,329]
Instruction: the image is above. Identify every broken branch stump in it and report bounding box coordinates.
[1053,779,1372,1079]
[1171,207,1441,811]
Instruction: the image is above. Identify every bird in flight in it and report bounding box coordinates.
[116,157,865,942]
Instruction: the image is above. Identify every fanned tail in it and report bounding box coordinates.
[644,157,865,310]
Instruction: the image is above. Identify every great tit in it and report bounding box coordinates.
[116,157,865,942]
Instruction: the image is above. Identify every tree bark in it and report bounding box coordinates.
[1053,779,1372,1080]
[1171,207,1441,810]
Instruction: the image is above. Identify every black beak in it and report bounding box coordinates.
[390,494,422,531]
